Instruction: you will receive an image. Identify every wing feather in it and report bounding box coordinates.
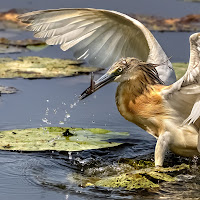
[162,33,200,126]
[19,8,176,84]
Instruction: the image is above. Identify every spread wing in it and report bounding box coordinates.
[162,33,200,126]
[18,8,176,85]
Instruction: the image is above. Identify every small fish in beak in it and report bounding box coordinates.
[79,72,116,100]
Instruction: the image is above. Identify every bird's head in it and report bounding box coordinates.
[80,57,163,100]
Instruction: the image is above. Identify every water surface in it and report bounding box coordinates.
[0,0,199,199]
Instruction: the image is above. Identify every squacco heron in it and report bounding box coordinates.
[18,8,200,166]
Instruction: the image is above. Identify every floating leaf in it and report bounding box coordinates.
[0,127,129,151]
[0,85,17,94]
[0,56,102,78]
[0,38,47,54]
[0,44,24,54]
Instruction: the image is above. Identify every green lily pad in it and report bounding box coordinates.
[173,62,188,80]
[69,159,189,190]
[0,127,129,151]
[0,56,102,78]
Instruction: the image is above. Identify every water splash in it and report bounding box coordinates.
[70,99,79,109]
[68,152,72,160]
[45,108,49,116]
[42,118,51,125]
[65,114,70,119]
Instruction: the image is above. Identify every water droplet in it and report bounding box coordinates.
[92,120,95,124]
[68,151,72,160]
[59,121,64,125]
[66,114,70,118]
[46,99,49,102]
[42,118,51,125]
[45,107,49,116]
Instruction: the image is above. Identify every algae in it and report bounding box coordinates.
[95,173,159,190]
[0,127,129,151]
[0,57,102,78]
[69,158,189,190]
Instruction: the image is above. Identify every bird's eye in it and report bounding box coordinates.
[117,68,123,73]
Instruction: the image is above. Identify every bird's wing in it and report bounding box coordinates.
[162,33,200,126]
[18,8,176,84]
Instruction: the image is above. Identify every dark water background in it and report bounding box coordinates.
[0,0,199,199]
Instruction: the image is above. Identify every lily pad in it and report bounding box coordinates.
[173,62,188,80]
[0,85,17,94]
[0,38,47,54]
[0,127,129,151]
[0,56,102,78]
[70,159,189,190]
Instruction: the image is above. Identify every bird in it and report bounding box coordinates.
[80,33,200,166]
[18,8,192,166]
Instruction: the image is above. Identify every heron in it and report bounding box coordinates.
[18,8,200,166]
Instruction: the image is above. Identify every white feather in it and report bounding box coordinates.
[19,8,176,85]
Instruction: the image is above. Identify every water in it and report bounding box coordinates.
[0,0,199,199]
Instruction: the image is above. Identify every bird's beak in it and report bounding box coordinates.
[79,72,116,100]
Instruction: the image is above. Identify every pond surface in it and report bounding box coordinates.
[0,0,199,200]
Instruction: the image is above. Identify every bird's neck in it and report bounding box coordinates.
[115,70,166,137]
[117,70,159,99]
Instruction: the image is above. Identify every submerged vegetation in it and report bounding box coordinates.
[70,158,190,190]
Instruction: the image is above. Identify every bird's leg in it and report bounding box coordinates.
[198,132,200,153]
[154,131,171,167]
